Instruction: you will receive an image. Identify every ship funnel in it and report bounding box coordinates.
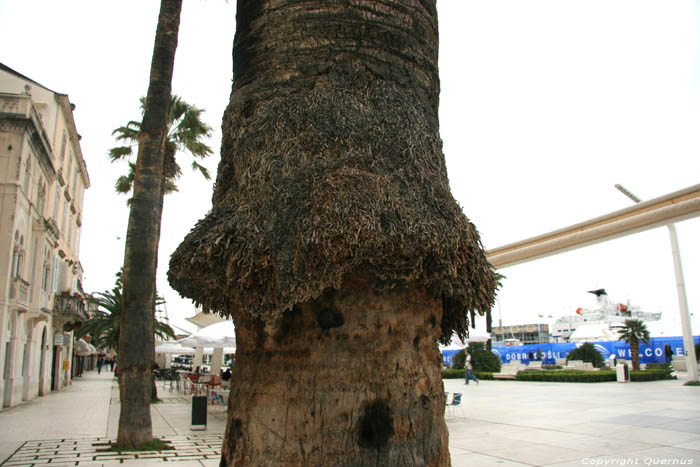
[588,288,609,307]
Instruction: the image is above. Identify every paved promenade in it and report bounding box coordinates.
[0,370,698,466]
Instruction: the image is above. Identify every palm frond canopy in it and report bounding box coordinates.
[78,273,175,350]
[108,94,213,195]
[168,3,496,343]
[618,318,651,344]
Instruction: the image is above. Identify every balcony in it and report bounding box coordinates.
[53,292,89,327]
[9,277,31,309]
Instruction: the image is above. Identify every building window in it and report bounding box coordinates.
[61,201,67,235]
[52,256,61,292]
[42,248,51,292]
[74,226,80,256]
[23,156,32,193]
[72,170,78,199]
[53,186,60,220]
[11,232,25,279]
[67,216,73,248]
[59,131,67,162]
[36,179,46,217]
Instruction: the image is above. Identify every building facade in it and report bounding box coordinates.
[492,323,550,346]
[0,63,90,408]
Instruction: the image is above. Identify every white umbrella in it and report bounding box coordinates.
[179,321,236,348]
[155,341,197,355]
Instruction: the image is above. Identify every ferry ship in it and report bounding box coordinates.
[550,289,662,342]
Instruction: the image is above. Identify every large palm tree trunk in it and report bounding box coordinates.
[169,1,496,465]
[117,0,182,448]
[224,273,449,465]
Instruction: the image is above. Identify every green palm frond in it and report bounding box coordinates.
[77,272,175,352]
[108,94,213,197]
[108,146,134,162]
[164,179,179,193]
[115,175,133,194]
[111,121,141,141]
[191,160,211,180]
[618,318,651,345]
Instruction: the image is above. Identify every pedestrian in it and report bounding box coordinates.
[108,357,115,372]
[535,348,542,361]
[97,356,104,374]
[664,344,673,365]
[528,350,534,361]
[464,349,479,385]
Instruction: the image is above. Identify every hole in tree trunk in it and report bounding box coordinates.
[358,400,394,449]
[317,307,344,330]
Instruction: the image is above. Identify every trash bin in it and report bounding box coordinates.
[191,395,207,430]
[616,363,630,383]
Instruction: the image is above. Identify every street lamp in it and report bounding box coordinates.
[614,184,698,382]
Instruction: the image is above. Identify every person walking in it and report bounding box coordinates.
[464,349,479,385]
[664,344,673,365]
[97,356,104,374]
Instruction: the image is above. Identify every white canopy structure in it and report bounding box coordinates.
[179,320,236,348]
[178,321,236,374]
[439,329,491,351]
[75,338,92,357]
[155,341,197,355]
[569,324,620,342]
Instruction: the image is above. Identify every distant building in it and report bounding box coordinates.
[0,63,90,408]
[492,323,550,345]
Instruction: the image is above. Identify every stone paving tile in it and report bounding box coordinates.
[1,435,226,465]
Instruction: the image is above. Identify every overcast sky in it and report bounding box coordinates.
[1,0,698,335]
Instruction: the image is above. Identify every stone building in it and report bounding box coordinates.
[0,63,90,408]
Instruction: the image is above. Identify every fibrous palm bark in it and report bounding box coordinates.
[169,1,495,465]
[117,0,182,448]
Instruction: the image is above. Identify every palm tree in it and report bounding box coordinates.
[109,94,213,200]
[618,319,651,371]
[117,0,182,449]
[170,2,495,465]
[78,273,176,352]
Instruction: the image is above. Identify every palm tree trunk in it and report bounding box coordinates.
[223,273,450,466]
[117,0,182,448]
[214,5,450,462]
[631,337,640,371]
[168,1,495,464]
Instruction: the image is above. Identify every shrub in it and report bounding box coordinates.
[566,342,605,368]
[442,369,494,380]
[516,370,616,383]
[696,342,700,362]
[442,369,465,379]
[450,342,501,373]
[514,368,674,383]
[644,363,671,370]
[450,350,466,370]
[542,365,562,370]
[630,369,674,382]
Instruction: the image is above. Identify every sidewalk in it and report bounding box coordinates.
[0,370,698,466]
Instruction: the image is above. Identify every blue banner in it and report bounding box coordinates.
[442,336,699,367]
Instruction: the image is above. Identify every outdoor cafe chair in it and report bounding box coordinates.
[191,375,212,397]
[445,393,465,419]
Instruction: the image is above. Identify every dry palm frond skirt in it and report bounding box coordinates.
[168,69,496,344]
